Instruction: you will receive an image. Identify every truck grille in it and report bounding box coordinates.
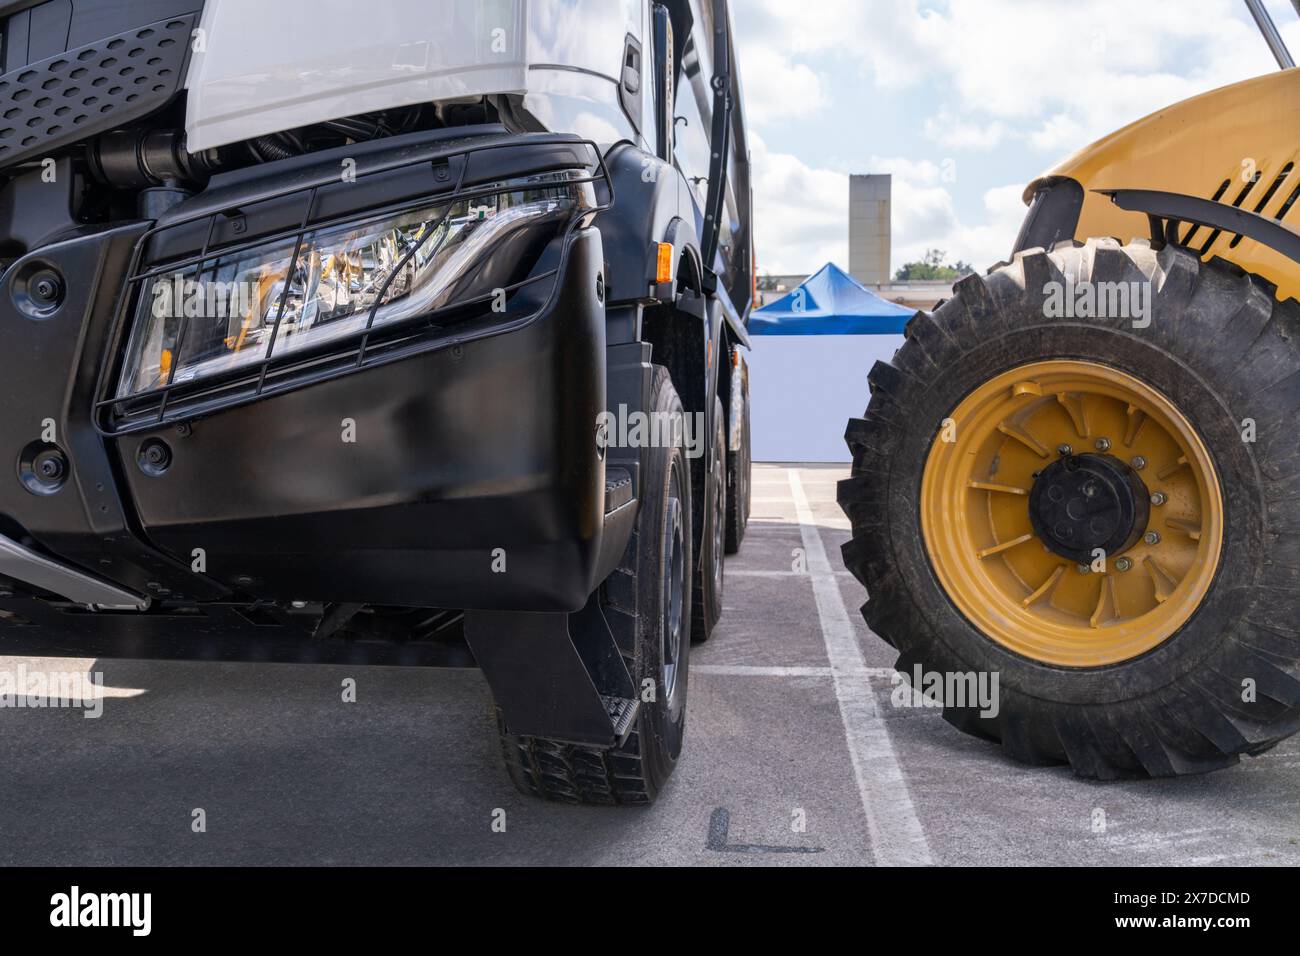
[0,15,195,168]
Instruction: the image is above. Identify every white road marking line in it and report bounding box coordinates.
[726,569,855,578]
[788,468,934,867]
[694,663,899,679]
[696,664,833,677]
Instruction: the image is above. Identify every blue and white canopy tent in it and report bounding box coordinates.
[747,263,914,462]
[750,261,912,335]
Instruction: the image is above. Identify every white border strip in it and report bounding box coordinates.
[694,664,833,677]
[694,663,898,679]
[788,469,934,866]
[727,569,855,579]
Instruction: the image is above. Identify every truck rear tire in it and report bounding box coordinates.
[839,238,1300,779]
[497,366,692,803]
[725,374,751,554]
[692,397,726,642]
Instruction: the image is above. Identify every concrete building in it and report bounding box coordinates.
[871,280,952,313]
[848,174,891,286]
[756,274,809,307]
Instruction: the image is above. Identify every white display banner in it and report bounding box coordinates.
[747,334,905,463]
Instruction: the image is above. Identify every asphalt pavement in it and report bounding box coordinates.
[1,464,1297,866]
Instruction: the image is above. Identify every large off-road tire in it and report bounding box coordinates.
[498,366,693,803]
[725,365,751,554]
[691,397,726,642]
[839,238,1300,779]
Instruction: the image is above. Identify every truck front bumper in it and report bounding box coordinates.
[0,132,629,640]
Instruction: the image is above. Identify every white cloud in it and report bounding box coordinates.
[737,0,1291,277]
[734,46,827,124]
[751,132,1028,276]
[922,111,1012,151]
[739,0,1275,153]
[750,132,847,275]
[1025,112,1090,154]
[876,167,1027,272]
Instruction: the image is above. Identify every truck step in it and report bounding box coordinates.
[605,467,634,513]
[601,695,640,739]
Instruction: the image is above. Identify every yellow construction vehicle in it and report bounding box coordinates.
[839,1,1300,778]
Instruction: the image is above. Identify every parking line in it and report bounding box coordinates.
[726,569,855,578]
[787,468,934,867]
[696,664,834,677]
[694,664,898,679]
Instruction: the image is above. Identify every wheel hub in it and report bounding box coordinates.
[919,360,1224,667]
[1029,453,1149,563]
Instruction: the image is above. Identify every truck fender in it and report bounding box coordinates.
[595,143,700,305]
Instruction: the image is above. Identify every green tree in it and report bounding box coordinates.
[894,249,974,281]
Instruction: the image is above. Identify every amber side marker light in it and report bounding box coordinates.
[656,242,674,284]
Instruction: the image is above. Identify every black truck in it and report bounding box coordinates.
[0,0,753,803]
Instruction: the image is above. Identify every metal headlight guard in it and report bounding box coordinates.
[95,136,612,435]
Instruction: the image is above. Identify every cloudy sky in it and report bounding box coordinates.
[732,0,1298,277]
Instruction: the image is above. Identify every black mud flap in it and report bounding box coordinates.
[464,597,639,747]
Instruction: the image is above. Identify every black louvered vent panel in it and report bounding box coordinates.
[1275,176,1300,223]
[0,14,196,166]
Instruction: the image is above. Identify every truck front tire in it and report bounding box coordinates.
[497,366,693,803]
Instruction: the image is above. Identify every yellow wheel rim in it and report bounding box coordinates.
[920,360,1223,667]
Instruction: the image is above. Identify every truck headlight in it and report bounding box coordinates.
[117,173,595,399]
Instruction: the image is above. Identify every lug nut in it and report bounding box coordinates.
[1131,455,1147,470]
[1077,563,1092,574]
[1058,444,1073,456]
[1095,437,1111,452]
[1150,491,1167,506]
[1144,531,1161,546]
[1115,557,1133,572]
